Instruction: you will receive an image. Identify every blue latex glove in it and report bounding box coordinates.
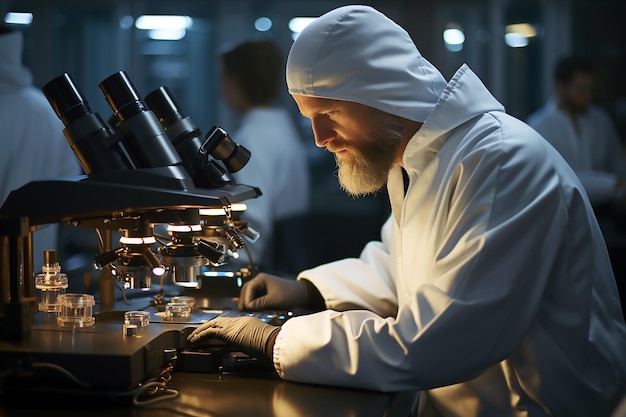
[187,316,280,361]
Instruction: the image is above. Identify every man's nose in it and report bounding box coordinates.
[311,118,335,148]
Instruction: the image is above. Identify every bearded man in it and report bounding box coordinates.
[189,6,626,416]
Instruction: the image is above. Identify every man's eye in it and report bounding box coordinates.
[323,111,335,118]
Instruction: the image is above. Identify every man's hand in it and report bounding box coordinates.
[187,316,280,361]
[238,273,309,311]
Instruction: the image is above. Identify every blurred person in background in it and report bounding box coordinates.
[528,56,626,307]
[0,25,82,268]
[219,39,310,273]
[527,56,626,205]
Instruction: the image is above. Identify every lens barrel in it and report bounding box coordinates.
[99,71,183,169]
[145,87,232,187]
[42,73,132,174]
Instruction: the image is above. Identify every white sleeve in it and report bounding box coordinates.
[297,216,398,318]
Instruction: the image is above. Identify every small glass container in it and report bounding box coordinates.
[35,250,68,313]
[165,302,192,319]
[123,311,150,336]
[170,296,196,309]
[124,310,150,327]
[56,293,95,328]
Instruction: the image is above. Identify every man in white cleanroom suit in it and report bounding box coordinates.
[0,27,81,268]
[188,6,626,416]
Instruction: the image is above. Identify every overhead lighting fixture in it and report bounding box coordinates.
[255,17,272,32]
[443,25,465,52]
[119,15,134,30]
[288,17,316,40]
[135,15,193,30]
[505,23,537,48]
[4,12,33,26]
[135,15,193,40]
[148,29,186,41]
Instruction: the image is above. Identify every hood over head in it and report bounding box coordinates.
[0,30,33,92]
[286,5,447,123]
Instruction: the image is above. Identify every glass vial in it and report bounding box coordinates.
[35,250,68,315]
[57,293,95,328]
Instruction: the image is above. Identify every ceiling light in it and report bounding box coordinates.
[135,15,192,30]
[4,12,33,26]
[504,23,536,48]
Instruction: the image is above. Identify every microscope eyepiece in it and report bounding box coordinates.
[202,126,251,173]
[42,70,252,185]
[98,71,183,169]
[42,72,132,175]
[144,86,185,128]
[98,71,146,121]
[42,73,91,127]
[145,86,233,187]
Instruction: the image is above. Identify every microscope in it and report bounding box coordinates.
[0,71,263,393]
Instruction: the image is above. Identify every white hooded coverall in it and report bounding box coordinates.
[273,6,626,416]
[0,31,81,267]
[275,63,626,417]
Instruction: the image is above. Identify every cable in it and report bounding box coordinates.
[132,363,180,407]
[32,362,91,388]
[0,361,180,407]
[0,361,91,393]
[132,381,180,406]
[114,278,132,305]
[150,270,167,306]
[95,228,105,253]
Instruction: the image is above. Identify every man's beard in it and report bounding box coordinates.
[561,94,588,115]
[331,116,405,197]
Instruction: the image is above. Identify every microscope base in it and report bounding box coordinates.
[0,321,187,392]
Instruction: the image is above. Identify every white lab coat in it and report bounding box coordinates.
[273,65,626,416]
[0,31,81,267]
[527,99,626,203]
[232,107,310,269]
